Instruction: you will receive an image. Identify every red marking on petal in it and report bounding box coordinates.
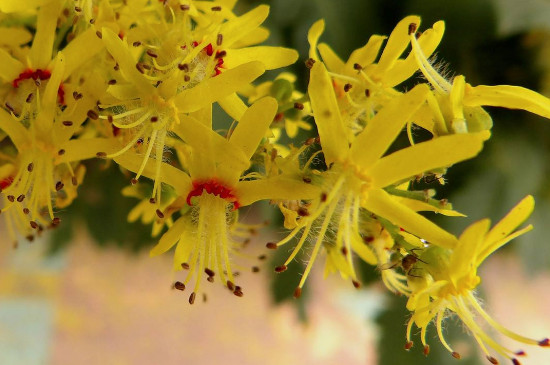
[1,176,14,190]
[186,179,239,209]
[13,68,51,88]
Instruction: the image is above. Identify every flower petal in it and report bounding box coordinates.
[0,48,24,83]
[237,176,320,206]
[218,93,247,121]
[225,46,298,70]
[220,5,269,47]
[369,132,488,189]
[347,35,386,69]
[229,97,277,159]
[363,189,458,249]
[30,1,61,69]
[308,61,349,164]
[351,83,431,170]
[307,19,325,60]
[0,108,28,150]
[58,138,120,164]
[318,43,345,73]
[173,61,265,113]
[150,216,187,257]
[464,84,550,119]
[62,27,104,80]
[376,15,420,74]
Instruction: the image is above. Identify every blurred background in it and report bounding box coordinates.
[2,0,550,364]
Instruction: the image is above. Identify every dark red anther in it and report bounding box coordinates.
[205,43,214,56]
[512,359,521,365]
[538,338,549,347]
[451,352,461,359]
[352,280,361,289]
[274,265,287,273]
[404,341,413,350]
[486,356,499,364]
[423,345,430,356]
[266,242,277,250]
[515,351,526,357]
[293,287,302,299]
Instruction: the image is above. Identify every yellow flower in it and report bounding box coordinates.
[112,97,318,303]
[408,20,550,135]
[0,53,118,242]
[405,196,549,363]
[97,4,297,203]
[273,60,488,296]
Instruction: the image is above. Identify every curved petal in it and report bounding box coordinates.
[173,61,265,113]
[218,93,247,121]
[57,138,120,164]
[363,189,458,249]
[229,97,277,159]
[307,19,325,60]
[0,108,28,150]
[308,61,349,164]
[318,43,345,73]
[224,46,298,70]
[0,48,24,82]
[351,83,431,170]
[62,27,104,80]
[376,15,420,74]
[369,132,487,189]
[30,1,61,69]
[220,5,269,47]
[347,35,386,69]
[150,216,187,256]
[237,176,321,206]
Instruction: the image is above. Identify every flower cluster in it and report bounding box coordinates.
[0,2,548,363]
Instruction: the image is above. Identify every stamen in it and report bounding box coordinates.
[174,281,185,291]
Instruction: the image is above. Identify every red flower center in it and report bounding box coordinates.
[186,179,240,210]
[12,68,65,104]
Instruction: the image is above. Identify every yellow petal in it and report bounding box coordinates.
[477,224,533,267]
[174,61,265,113]
[229,97,277,159]
[150,216,187,256]
[369,132,487,189]
[102,27,154,94]
[57,138,120,164]
[231,27,270,48]
[189,104,213,128]
[225,46,298,70]
[347,35,386,69]
[384,20,445,87]
[377,15,421,74]
[308,19,325,60]
[451,218,490,281]
[220,5,269,47]
[0,0,48,12]
[318,43,345,73]
[363,189,458,249]
[0,108,29,150]
[218,93,247,121]
[62,27,104,79]
[464,84,550,119]
[0,48,23,83]
[237,176,321,206]
[394,197,466,217]
[30,1,61,69]
[308,62,349,164]
[351,83,431,170]
[482,195,535,251]
[39,52,65,126]
[114,151,192,196]
[0,27,32,46]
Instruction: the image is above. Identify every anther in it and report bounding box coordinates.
[217,33,223,46]
[52,217,61,226]
[62,121,73,126]
[17,195,25,202]
[352,280,361,289]
[178,63,189,71]
[174,281,185,291]
[27,163,34,172]
[408,23,417,35]
[274,265,287,273]
[252,266,260,273]
[538,338,549,347]
[55,181,64,191]
[293,287,302,298]
[5,102,15,113]
[72,176,78,186]
[26,93,34,103]
[512,359,521,365]
[87,110,99,120]
[266,242,277,250]
[404,341,414,350]
[302,177,312,183]
[180,4,190,10]
[149,198,156,204]
[258,254,267,260]
[155,209,164,218]
[515,351,526,356]
[227,280,235,291]
[130,178,138,185]
[7,195,15,202]
[95,30,102,39]
[305,58,316,68]
[486,356,499,364]
[150,116,158,123]
[205,268,215,277]
[96,152,107,158]
[89,18,95,24]
[233,287,243,297]
[189,292,196,304]
[423,345,430,356]
[107,115,114,123]
[58,149,65,156]
[341,246,348,255]
[344,83,352,92]
[184,75,190,82]
[72,91,83,100]
[215,50,226,59]
[136,63,144,74]
[30,221,38,229]
[353,63,363,71]
[365,89,371,97]
[451,352,461,359]
[211,6,222,11]
[114,63,120,71]
[294,102,304,110]
[74,6,82,12]
[108,79,117,85]
[146,50,158,58]
[23,208,30,215]
[320,192,328,202]
[25,236,33,243]
[297,207,309,216]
